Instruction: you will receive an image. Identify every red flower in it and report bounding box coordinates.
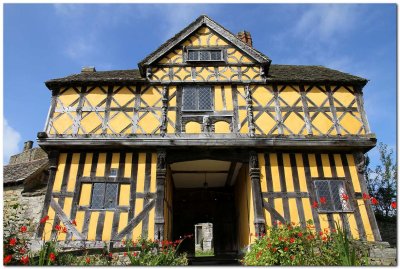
[319,231,324,236]
[331,228,337,233]
[371,197,378,205]
[49,252,56,262]
[267,243,272,248]
[290,237,295,244]
[9,238,17,246]
[71,219,77,226]
[297,232,303,237]
[272,247,277,253]
[256,251,262,260]
[20,256,29,265]
[19,248,26,254]
[322,236,327,241]
[55,224,61,231]
[391,201,397,209]
[62,227,67,233]
[341,193,349,201]
[290,255,295,261]
[307,234,314,240]
[20,226,27,233]
[362,193,370,201]
[284,247,289,252]
[133,252,138,257]
[319,197,327,204]
[40,216,49,224]
[4,255,12,264]
[123,252,127,256]
[108,253,113,258]
[312,201,319,208]
[85,257,90,264]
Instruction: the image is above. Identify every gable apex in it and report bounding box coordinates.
[138,15,271,77]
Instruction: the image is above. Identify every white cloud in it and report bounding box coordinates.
[65,38,95,61]
[3,119,21,164]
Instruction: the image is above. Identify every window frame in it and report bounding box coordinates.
[313,179,353,213]
[185,48,225,62]
[89,182,119,210]
[182,85,214,112]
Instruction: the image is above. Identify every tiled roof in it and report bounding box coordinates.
[3,158,48,185]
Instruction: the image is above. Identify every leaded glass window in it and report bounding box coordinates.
[186,49,223,61]
[314,180,351,212]
[90,183,118,209]
[183,86,213,111]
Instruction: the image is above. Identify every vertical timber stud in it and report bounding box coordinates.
[160,86,169,137]
[354,86,371,134]
[300,85,313,135]
[44,88,60,133]
[249,151,266,236]
[354,152,382,241]
[273,85,284,135]
[245,85,255,137]
[326,85,341,135]
[154,149,167,241]
[37,150,59,238]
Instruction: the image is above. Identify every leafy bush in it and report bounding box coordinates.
[242,220,368,266]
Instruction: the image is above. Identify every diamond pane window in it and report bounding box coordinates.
[183,86,213,111]
[90,183,119,209]
[314,180,351,212]
[186,49,223,61]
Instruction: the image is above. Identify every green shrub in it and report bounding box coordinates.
[242,220,368,266]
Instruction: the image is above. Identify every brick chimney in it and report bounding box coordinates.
[23,141,33,151]
[237,31,253,47]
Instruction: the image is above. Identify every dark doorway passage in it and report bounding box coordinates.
[173,187,237,257]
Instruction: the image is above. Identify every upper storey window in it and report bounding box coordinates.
[187,49,224,62]
[182,86,213,111]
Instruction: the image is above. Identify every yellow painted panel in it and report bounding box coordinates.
[255,112,276,135]
[111,87,134,107]
[289,198,299,224]
[318,213,329,231]
[75,210,85,233]
[214,86,223,111]
[102,211,114,241]
[311,112,334,135]
[111,153,120,169]
[185,121,201,133]
[59,197,73,241]
[141,87,162,107]
[85,87,107,108]
[339,113,363,134]
[138,111,161,134]
[307,87,329,107]
[119,184,130,206]
[332,87,355,108]
[168,87,177,106]
[244,67,261,80]
[67,153,80,192]
[347,214,360,239]
[83,153,93,177]
[237,86,247,106]
[296,154,308,192]
[79,112,103,134]
[252,85,273,107]
[215,121,230,133]
[87,212,100,241]
[302,198,313,224]
[283,112,306,135]
[107,112,133,134]
[247,167,256,243]
[58,88,80,107]
[283,154,294,192]
[148,207,155,240]
[275,198,284,220]
[150,153,157,192]
[137,153,146,193]
[258,153,267,192]
[124,153,133,178]
[132,198,144,239]
[270,154,281,192]
[308,154,318,178]
[321,154,332,178]
[238,110,249,134]
[96,153,106,177]
[333,154,345,177]
[79,184,92,206]
[167,111,176,134]
[332,213,342,231]
[118,212,128,233]
[52,112,75,134]
[44,201,56,241]
[279,86,301,107]
[225,86,233,110]
[347,154,361,192]
[53,153,67,192]
[357,200,374,241]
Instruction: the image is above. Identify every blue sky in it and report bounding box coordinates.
[3,4,397,168]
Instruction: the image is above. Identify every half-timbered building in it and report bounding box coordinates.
[37,15,381,254]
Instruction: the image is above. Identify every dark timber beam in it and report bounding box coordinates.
[154,149,167,241]
[249,151,266,236]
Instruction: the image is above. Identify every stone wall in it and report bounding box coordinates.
[3,185,45,238]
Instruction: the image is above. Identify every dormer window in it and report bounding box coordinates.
[187,49,224,62]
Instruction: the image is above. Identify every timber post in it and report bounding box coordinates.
[154,149,167,241]
[249,151,266,236]
[245,85,255,137]
[160,85,169,137]
[36,150,59,239]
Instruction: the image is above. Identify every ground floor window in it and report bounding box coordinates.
[90,182,119,209]
[314,179,352,212]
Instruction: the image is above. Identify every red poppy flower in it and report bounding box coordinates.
[20,256,29,265]
[85,257,90,264]
[319,197,327,204]
[284,247,289,252]
[108,253,113,258]
[391,201,397,209]
[49,252,56,262]
[9,238,17,246]
[362,193,370,200]
[290,238,295,244]
[62,227,67,233]
[371,197,378,205]
[55,224,61,231]
[19,248,26,254]
[297,232,303,237]
[341,193,349,201]
[133,252,138,257]
[20,226,27,233]
[322,236,327,241]
[290,255,295,261]
[4,255,12,264]
[123,252,127,256]
[319,231,324,236]
[40,216,49,224]
[312,201,319,208]
[71,219,77,226]
[272,248,277,253]
[267,243,272,248]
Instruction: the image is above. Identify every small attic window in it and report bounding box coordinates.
[187,49,224,62]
